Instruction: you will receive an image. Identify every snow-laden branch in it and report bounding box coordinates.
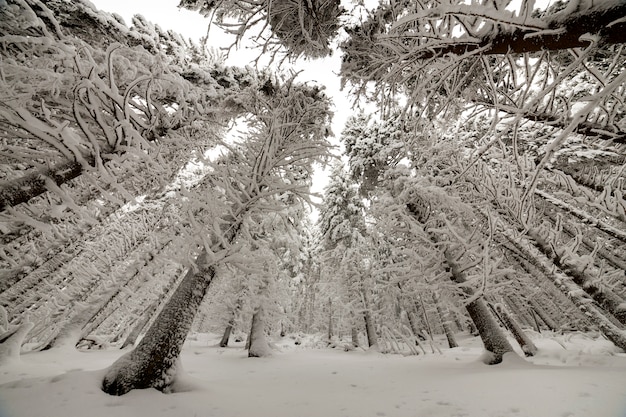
[389,2,626,59]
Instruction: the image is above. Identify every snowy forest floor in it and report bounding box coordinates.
[1,332,625,417]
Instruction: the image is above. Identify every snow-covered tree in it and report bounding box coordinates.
[101,74,333,395]
[316,163,380,348]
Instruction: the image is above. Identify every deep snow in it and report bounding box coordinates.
[1,332,625,417]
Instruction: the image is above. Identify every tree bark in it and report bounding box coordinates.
[101,250,218,395]
[219,324,233,348]
[327,297,333,344]
[502,227,626,351]
[444,251,516,364]
[495,304,538,357]
[362,292,378,348]
[529,299,559,332]
[406,201,516,363]
[404,3,626,59]
[527,224,626,326]
[433,293,458,349]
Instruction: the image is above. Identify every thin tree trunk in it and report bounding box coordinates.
[362,292,378,348]
[529,299,559,332]
[406,201,515,363]
[417,295,434,340]
[503,295,535,329]
[502,228,626,351]
[528,307,542,333]
[406,309,420,340]
[219,324,233,348]
[351,323,359,347]
[363,309,377,348]
[434,293,458,349]
[120,306,154,349]
[327,297,333,344]
[495,304,538,357]
[43,290,115,350]
[527,225,626,326]
[219,295,244,348]
[535,189,626,244]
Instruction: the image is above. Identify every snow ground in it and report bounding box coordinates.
[1,332,625,417]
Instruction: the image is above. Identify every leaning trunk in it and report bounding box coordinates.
[495,304,538,357]
[529,299,559,331]
[102,250,217,395]
[219,324,233,348]
[43,289,117,351]
[445,251,516,364]
[502,226,626,351]
[362,292,378,348]
[119,301,159,349]
[434,294,458,349]
[363,309,378,348]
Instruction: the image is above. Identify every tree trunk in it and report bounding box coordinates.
[101,250,217,395]
[362,292,378,348]
[495,304,538,357]
[351,324,359,347]
[405,201,515,362]
[43,288,118,350]
[444,251,516,364]
[219,324,233,348]
[363,309,377,348]
[248,306,271,357]
[406,309,421,341]
[120,307,154,349]
[220,296,244,348]
[528,307,542,333]
[434,294,458,349]
[527,223,626,326]
[529,299,559,332]
[117,267,187,349]
[503,295,535,329]
[327,297,333,345]
[502,227,626,351]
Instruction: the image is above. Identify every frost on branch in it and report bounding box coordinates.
[179,0,343,59]
[0,320,34,365]
[102,75,332,395]
[265,0,343,59]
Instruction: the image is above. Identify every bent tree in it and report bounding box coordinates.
[0,0,276,351]
[101,77,333,395]
[331,0,626,352]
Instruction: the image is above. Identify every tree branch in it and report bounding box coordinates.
[407,3,626,59]
[472,100,626,143]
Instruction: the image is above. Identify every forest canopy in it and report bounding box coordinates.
[0,0,625,398]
